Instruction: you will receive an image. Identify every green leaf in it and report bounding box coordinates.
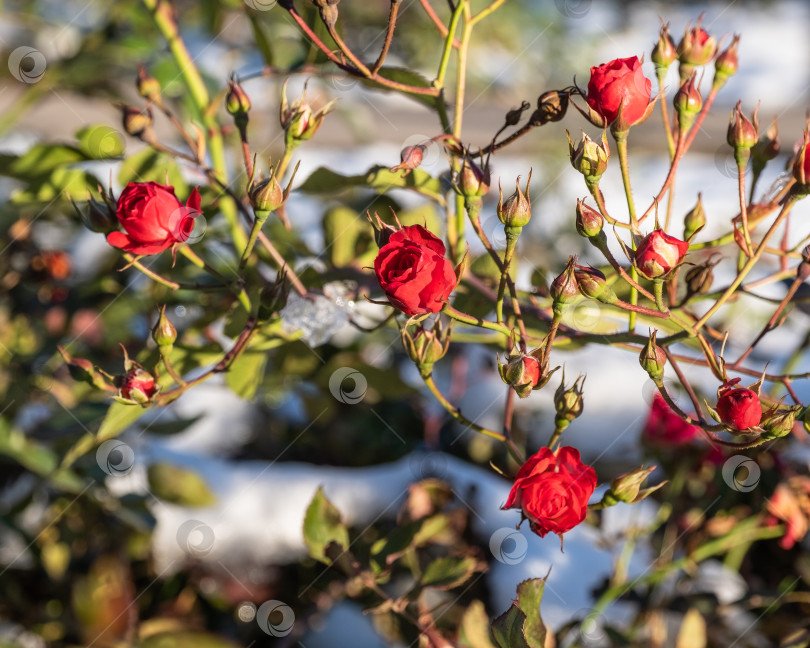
[144,416,203,436]
[515,578,547,648]
[298,165,445,206]
[11,167,100,203]
[0,418,57,475]
[420,556,479,590]
[322,206,375,268]
[76,124,126,159]
[225,350,267,400]
[97,400,149,443]
[0,144,85,179]
[303,486,350,564]
[147,463,217,507]
[459,600,498,648]
[491,605,530,648]
[118,148,187,193]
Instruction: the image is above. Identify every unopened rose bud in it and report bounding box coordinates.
[673,73,702,132]
[715,378,762,431]
[639,330,667,382]
[226,79,251,127]
[71,194,116,234]
[497,172,532,230]
[530,90,568,125]
[683,193,706,241]
[635,230,689,279]
[792,131,810,193]
[505,101,530,127]
[566,130,609,186]
[554,372,585,431]
[457,158,490,200]
[713,34,740,87]
[250,176,283,214]
[58,346,113,391]
[390,144,424,175]
[280,79,337,145]
[498,350,555,398]
[602,465,663,506]
[121,105,153,138]
[677,18,717,80]
[727,101,759,157]
[401,322,450,378]
[152,305,177,351]
[137,64,161,101]
[761,405,800,440]
[752,118,780,177]
[117,367,158,405]
[651,23,677,71]
[685,260,715,296]
[550,257,579,317]
[575,199,605,240]
[259,271,290,320]
[574,265,617,304]
[312,0,339,27]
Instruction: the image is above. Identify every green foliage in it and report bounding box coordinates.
[303,486,351,564]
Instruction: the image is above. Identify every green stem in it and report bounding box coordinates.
[435,1,464,89]
[496,230,519,323]
[179,247,251,312]
[653,278,666,312]
[239,211,269,271]
[442,304,511,337]
[615,132,638,331]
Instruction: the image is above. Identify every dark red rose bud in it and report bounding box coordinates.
[716,378,762,430]
[635,230,689,279]
[391,144,425,175]
[677,17,717,78]
[373,224,457,316]
[727,101,759,152]
[107,182,200,256]
[498,353,542,399]
[503,446,597,538]
[714,34,740,87]
[119,367,158,404]
[586,56,652,131]
[575,199,605,239]
[550,256,579,316]
[673,73,702,131]
[792,131,810,192]
[651,23,677,70]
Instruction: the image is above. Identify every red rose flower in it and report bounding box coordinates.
[586,56,652,129]
[643,394,701,446]
[635,230,689,279]
[374,224,457,316]
[503,446,597,538]
[120,367,157,403]
[107,182,200,256]
[717,379,762,430]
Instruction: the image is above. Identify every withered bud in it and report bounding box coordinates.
[685,260,716,296]
[121,105,153,138]
[752,118,780,176]
[530,90,568,125]
[137,64,161,101]
[505,101,531,127]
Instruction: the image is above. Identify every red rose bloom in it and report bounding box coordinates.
[107,182,200,256]
[717,379,762,430]
[503,446,597,538]
[374,225,457,316]
[643,394,700,446]
[586,56,652,128]
[120,368,157,402]
[635,230,689,279]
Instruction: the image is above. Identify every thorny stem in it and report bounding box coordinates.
[371,1,401,75]
[737,155,754,255]
[418,0,460,47]
[496,231,518,324]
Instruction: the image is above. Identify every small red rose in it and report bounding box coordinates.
[716,378,762,430]
[107,182,200,256]
[635,230,689,279]
[374,224,457,316]
[120,367,157,404]
[586,56,652,129]
[503,446,597,538]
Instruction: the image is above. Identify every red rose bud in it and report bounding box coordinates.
[498,352,542,399]
[367,211,399,248]
[716,378,762,430]
[602,465,663,506]
[373,224,457,316]
[574,264,618,304]
[280,79,337,144]
[575,199,605,239]
[152,305,177,350]
[639,330,667,382]
[401,321,450,378]
[457,158,490,200]
[673,73,702,132]
[531,90,569,125]
[634,230,689,279]
[58,346,113,391]
[676,18,717,78]
[120,105,153,139]
[118,367,158,405]
[136,64,161,101]
[761,405,800,440]
[713,34,740,87]
[550,256,579,316]
[792,131,810,193]
[586,56,653,132]
[683,193,706,241]
[567,130,609,185]
[107,182,200,256]
[71,193,117,234]
[651,22,677,71]
[554,372,585,431]
[727,101,759,153]
[390,144,425,175]
[752,118,780,177]
[503,446,597,538]
[497,172,532,230]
